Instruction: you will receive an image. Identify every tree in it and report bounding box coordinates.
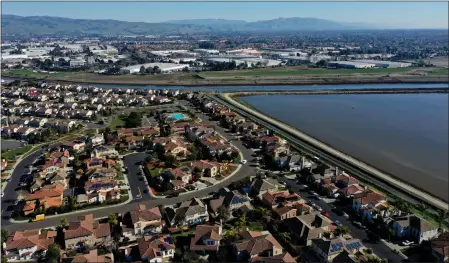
[46,243,60,263]
[237,216,247,232]
[278,232,291,241]
[139,66,146,74]
[316,59,328,68]
[124,111,142,128]
[394,199,410,214]
[59,218,68,229]
[436,209,448,229]
[108,213,118,226]
[218,206,231,222]
[164,155,178,168]
[334,226,351,236]
[256,207,271,219]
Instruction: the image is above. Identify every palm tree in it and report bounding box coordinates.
[59,218,68,229]
[108,213,118,226]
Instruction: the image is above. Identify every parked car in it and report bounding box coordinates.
[321,211,330,217]
[241,160,247,164]
[402,240,414,246]
[334,220,343,226]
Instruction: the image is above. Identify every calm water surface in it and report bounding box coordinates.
[93,83,448,91]
[241,93,449,201]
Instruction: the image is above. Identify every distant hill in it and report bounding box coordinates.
[2,14,375,36]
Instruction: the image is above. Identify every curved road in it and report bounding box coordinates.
[1,106,256,232]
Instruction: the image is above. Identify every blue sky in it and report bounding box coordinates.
[2,2,448,29]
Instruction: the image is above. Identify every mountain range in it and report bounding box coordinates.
[2,14,377,36]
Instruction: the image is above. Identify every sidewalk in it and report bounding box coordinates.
[148,151,244,199]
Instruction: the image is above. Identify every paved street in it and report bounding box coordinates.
[277,176,405,262]
[1,102,258,232]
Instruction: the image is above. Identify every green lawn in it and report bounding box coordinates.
[109,117,125,130]
[247,221,264,231]
[149,167,162,177]
[5,69,75,78]
[1,145,33,160]
[200,67,412,78]
[172,228,195,238]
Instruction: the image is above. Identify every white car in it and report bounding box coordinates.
[402,240,414,246]
[240,160,247,164]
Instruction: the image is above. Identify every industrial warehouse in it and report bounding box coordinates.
[328,60,412,69]
[119,63,189,74]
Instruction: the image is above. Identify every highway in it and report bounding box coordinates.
[213,93,449,211]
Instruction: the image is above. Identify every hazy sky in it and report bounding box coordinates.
[2,2,448,29]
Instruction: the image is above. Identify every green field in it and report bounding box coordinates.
[200,67,413,78]
[1,145,33,160]
[6,69,76,78]
[109,117,125,130]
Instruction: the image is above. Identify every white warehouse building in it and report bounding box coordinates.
[353,60,412,68]
[120,63,189,74]
[328,61,376,69]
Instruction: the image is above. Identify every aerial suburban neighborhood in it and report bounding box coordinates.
[1,1,449,263]
[1,82,447,263]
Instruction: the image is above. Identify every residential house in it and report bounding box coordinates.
[391,215,440,244]
[39,157,67,178]
[136,235,175,262]
[84,178,121,203]
[91,145,119,158]
[23,184,65,214]
[84,157,107,171]
[189,160,222,177]
[311,237,366,263]
[166,198,209,228]
[88,168,117,180]
[284,211,334,245]
[352,190,387,222]
[250,177,280,199]
[3,229,56,262]
[431,231,449,263]
[190,224,223,253]
[339,184,365,198]
[122,204,164,241]
[234,230,284,261]
[46,170,68,188]
[261,190,302,209]
[249,252,296,263]
[209,188,252,218]
[60,249,113,263]
[61,140,85,152]
[164,141,189,159]
[64,214,111,250]
[89,134,105,146]
[332,174,359,188]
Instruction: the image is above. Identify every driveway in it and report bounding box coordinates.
[277,176,404,262]
[2,101,258,232]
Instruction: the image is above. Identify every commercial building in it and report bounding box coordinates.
[353,60,412,68]
[328,61,376,69]
[119,63,189,74]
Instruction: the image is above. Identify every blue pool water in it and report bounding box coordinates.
[171,113,186,120]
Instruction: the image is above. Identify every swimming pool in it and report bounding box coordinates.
[171,113,186,120]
